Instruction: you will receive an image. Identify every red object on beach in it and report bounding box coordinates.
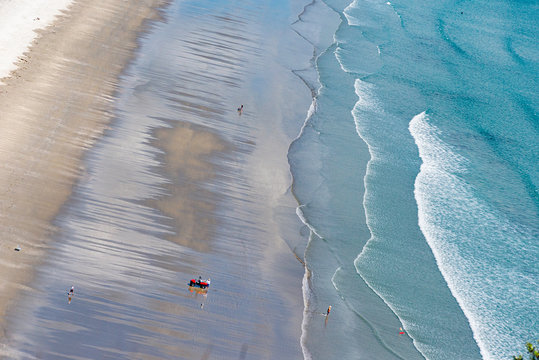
[188,278,210,289]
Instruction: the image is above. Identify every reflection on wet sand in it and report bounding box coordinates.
[0,0,167,334]
[1,0,309,358]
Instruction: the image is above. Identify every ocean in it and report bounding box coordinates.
[294,0,538,359]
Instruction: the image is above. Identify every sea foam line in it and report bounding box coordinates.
[289,2,344,360]
[296,205,324,240]
[409,111,538,359]
[408,111,488,358]
[289,3,330,360]
[300,256,314,360]
[350,79,429,359]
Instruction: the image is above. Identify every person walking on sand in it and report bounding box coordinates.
[68,286,74,304]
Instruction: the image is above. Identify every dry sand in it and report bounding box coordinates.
[0,0,168,334]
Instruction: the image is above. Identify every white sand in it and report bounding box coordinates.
[0,0,74,83]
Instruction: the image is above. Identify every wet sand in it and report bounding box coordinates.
[0,0,311,358]
[0,0,168,340]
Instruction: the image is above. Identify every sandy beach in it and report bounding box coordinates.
[4,0,533,358]
[0,0,310,358]
[0,0,168,342]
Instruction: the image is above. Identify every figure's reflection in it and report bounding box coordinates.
[188,276,211,308]
[188,286,209,295]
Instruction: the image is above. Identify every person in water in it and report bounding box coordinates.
[237,104,243,115]
[326,305,332,316]
[69,286,74,295]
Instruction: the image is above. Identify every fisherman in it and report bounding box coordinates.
[196,276,202,285]
[326,305,332,316]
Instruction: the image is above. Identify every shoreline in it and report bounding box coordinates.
[0,0,169,336]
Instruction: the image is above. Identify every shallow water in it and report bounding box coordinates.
[294,0,538,358]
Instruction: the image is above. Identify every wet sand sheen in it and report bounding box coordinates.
[0,0,168,334]
[1,0,311,358]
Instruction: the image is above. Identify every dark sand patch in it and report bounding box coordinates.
[150,122,230,252]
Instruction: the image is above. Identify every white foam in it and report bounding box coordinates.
[351,79,381,161]
[409,112,468,173]
[296,205,324,240]
[353,79,384,115]
[352,82,432,359]
[292,98,318,145]
[410,112,538,359]
[300,264,313,360]
[344,0,395,28]
[0,0,74,83]
[343,0,361,27]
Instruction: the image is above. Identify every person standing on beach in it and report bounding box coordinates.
[68,286,74,304]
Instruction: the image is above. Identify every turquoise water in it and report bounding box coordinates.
[293,0,538,359]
